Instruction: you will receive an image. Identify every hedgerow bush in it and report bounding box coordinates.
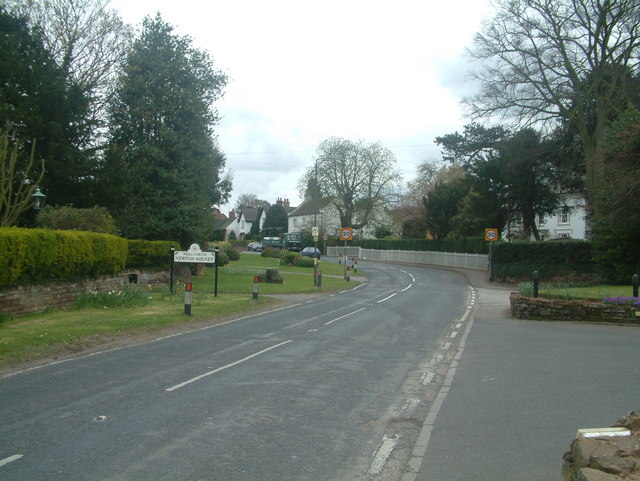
[0,228,128,286]
[127,239,178,269]
[491,240,595,282]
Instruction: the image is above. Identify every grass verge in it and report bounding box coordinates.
[0,254,362,369]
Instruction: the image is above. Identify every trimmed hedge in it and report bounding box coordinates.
[126,239,178,269]
[0,228,128,286]
[491,240,595,282]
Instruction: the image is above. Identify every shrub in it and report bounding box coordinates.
[261,247,282,258]
[127,240,177,269]
[293,256,315,268]
[208,241,239,261]
[75,284,151,309]
[36,206,117,234]
[279,251,298,265]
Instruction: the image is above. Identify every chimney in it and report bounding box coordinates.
[229,209,236,220]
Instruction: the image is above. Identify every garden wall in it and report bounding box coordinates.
[510,293,640,324]
[0,270,169,318]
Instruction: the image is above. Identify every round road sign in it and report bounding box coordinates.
[485,228,499,241]
[340,227,353,241]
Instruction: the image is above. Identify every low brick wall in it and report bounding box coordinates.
[510,293,640,324]
[0,270,169,318]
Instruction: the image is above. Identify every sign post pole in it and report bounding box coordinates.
[169,245,175,295]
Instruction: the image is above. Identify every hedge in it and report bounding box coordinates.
[0,228,128,286]
[126,239,178,269]
[490,240,595,282]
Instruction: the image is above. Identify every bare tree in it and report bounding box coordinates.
[7,0,133,141]
[0,131,45,227]
[465,0,640,208]
[301,137,402,229]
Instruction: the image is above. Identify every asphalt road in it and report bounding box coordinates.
[0,260,474,481]
[412,287,640,481]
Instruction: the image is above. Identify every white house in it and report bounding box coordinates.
[505,193,589,241]
[537,193,589,240]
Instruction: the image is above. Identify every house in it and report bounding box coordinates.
[288,197,390,239]
[227,206,260,240]
[505,193,589,240]
[537,193,589,240]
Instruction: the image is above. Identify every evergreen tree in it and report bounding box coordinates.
[0,8,90,209]
[99,14,228,245]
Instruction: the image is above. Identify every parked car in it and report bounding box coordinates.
[300,247,321,259]
[247,242,263,252]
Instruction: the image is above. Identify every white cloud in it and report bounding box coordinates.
[109,0,493,212]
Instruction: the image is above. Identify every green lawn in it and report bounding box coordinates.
[0,253,363,368]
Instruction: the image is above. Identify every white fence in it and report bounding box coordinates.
[327,246,488,271]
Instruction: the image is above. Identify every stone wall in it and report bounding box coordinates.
[510,293,640,324]
[0,270,169,318]
[562,413,640,481]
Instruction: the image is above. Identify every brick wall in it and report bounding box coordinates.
[0,270,169,318]
[510,293,640,324]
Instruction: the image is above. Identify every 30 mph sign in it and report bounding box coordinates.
[339,227,353,241]
[485,228,499,242]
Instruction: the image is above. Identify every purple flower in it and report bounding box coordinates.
[602,296,640,306]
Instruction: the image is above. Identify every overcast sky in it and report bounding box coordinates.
[109,0,493,214]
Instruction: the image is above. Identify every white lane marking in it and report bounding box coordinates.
[369,434,399,475]
[402,399,421,417]
[460,308,472,323]
[450,331,458,338]
[165,340,293,392]
[0,454,23,467]
[339,283,368,294]
[443,342,451,350]
[324,308,365,326]
[377,292,398,303]
[401,284,412,292]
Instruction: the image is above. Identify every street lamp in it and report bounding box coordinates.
[31,187,47,210]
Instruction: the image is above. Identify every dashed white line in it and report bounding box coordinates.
[0,454,23,467]
[324,308,365,325]
[450,331,458,338]
[369,434,399,475]
[165,340,293,392]
[377,293,398,303]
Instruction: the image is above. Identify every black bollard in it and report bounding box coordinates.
[633,274,639,298]
[533,271,539,298]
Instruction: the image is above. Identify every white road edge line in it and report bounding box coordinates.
[324,308,365,326]
[0,454,24,468]
[165,340,293,392]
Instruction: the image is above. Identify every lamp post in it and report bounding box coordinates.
[31,187,47,210]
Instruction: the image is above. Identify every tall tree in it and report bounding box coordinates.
[465,0,640,211]
[262,203,288,237]
[436,124,564,240]
[0,7,90,208]
[5,0,133,143]
[99,14,228,246]
[592,106,640,281]
[301,137,401,229]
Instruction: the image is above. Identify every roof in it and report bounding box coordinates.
[289,198,332,217]
[238,207,261,223]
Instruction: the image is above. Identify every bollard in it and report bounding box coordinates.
[253,276,260,300]
[533,271,539,298]
[633,274,639,298]
[184,281,192,315]
[317,271,322,287]
[346,266,351,282]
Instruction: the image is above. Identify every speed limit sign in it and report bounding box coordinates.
[340,227,353,241]
[485,228,499,242]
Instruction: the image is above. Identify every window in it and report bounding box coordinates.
[559,207,570,224]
